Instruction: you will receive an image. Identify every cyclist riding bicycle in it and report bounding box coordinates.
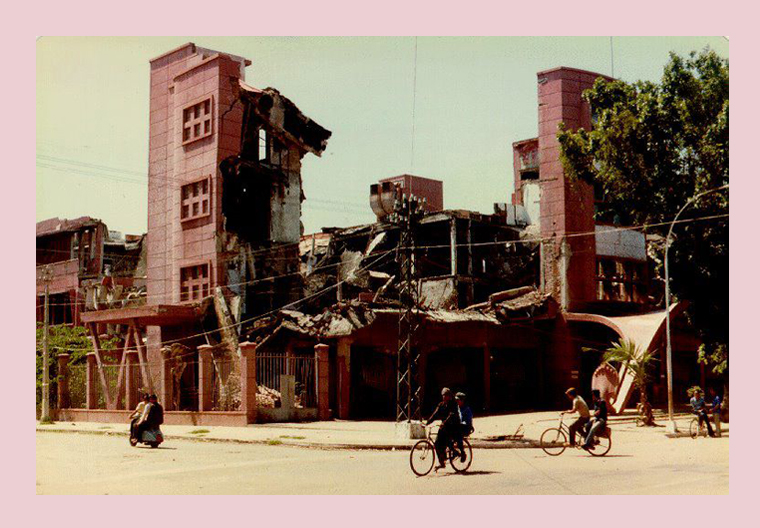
[561,387,590,447]
[426,387,459,471]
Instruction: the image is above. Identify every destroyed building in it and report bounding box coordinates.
[241,67,712,421]
[53,50,712,426]
[36,216,146,325]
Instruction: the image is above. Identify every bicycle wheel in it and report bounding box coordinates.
[410,440,436,476]
[450,439,473,473]
[689,418,699,439]
[588,434,612,457]
[540,428,567,456]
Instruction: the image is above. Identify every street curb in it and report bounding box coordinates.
[36,426,541,451]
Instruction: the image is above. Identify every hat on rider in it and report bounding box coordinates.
[441,387,453,397]
[455,392,466,401]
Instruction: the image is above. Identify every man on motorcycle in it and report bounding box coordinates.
[134,394,164,442]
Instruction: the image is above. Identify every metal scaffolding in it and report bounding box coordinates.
[392,193,425,423]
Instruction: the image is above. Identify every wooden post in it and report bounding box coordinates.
[125,350,139,411]
[198,345,214,412]
[86,353,98,409]
[87,323,113,408]
[131,321,153,393]
[56,354,70,410]
[240,342,258,423]
[315,344,330,420]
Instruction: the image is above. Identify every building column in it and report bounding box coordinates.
[240,342,258,424]
[483,342,491,412]
[86,353,98,409]
[160,348,173,411]
[125,350,139,411]
[315,344,330,420]
[56,353,70,409]
[198,345,214,412]
[337,338,352,419]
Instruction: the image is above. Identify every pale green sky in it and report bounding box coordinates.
[36,36,728,235]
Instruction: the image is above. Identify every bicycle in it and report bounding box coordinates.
[689,414,710,438]
[540,414,612,457]
[409,423,473,476]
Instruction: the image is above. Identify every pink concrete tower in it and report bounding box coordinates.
[536,67,612,312]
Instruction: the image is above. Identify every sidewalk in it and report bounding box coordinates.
[36,410,724,450]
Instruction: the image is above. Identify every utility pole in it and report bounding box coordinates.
[664,184,728,433]
[39,265,53,423]
[391,191,425,432]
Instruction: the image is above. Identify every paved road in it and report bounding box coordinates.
[36,430,728,494]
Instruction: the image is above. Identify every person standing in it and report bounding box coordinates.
[709,387,722,438]
[562,388,590,447]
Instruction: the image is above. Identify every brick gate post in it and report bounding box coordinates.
[198,345,214,412]
[86,353,98,409]
[315,344,330,420]
[56,353,70,409]
[240,342,258,424]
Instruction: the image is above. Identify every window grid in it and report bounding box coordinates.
[182,97,213,145]
[180,177,211,222]
[180,263,211,302]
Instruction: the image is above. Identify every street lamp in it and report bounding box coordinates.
[664,184,728,432]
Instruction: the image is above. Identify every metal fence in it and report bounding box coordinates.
[256,353,316,408]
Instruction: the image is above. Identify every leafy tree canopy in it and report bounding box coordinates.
[558,49,728,375]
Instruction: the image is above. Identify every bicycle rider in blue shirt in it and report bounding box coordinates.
[454,392,473,461]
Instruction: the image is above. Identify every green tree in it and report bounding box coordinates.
[36,324,119,412]
[558,48,728,401]
[602,339,658,426]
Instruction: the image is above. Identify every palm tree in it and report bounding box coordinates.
[603,339,658,426]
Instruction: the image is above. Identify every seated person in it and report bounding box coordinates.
[454,392,473,461]
[134,394,164,441]
[582,389,608,450]
[129,393,150,440]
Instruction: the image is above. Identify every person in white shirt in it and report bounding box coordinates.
[561,387,590,447]
[130,393,149,440]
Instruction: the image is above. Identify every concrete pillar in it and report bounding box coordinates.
[56,353,70,409]
[337,338,352,419]
[86,353,98,409]
[198,345,214,412]
[281,374,296,419]
[125,350,139,411]
[483,342,491,412]
[240,342,257,423]
[315,344,330,420]
[160,348,174,411]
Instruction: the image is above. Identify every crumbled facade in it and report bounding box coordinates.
[36,216,146,325]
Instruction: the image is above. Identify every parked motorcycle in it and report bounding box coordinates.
[129,427,164,448]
